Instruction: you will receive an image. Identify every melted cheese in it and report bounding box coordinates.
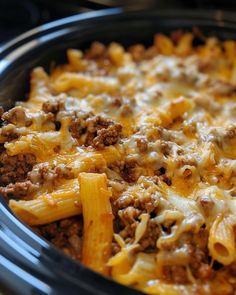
[5,35,236,295]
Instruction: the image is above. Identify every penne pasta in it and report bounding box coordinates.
[52,73,118,95]
[144,97,194,128]
[79,173,113,275]
[9,186,81,225]
[208,215,236,265]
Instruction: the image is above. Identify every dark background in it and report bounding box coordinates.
[0,0,235,45]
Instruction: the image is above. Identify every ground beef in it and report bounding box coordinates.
[113,182,160,250]
[0,124,19,141]
[0,152,36,185]
[162,265,189,284]
[42,99,65,114]
[92,123,122,148]
[28,163,74,185]
[188,229,213,280]
[70,114,122,149]
[118,206,141,224]
[189,245,212,280]
[0,180,37,199]
[113,181,159,213]
[114,193,135,210]
[118,221,137,243]
[136,138,148,153]
[110,96,136,117]
[38,217,83,260]
[69,111,92,138]
[139,219,160,250]
[120,159,138,183]
[2,106,32,127]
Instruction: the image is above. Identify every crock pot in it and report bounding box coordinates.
[0,8,236,295]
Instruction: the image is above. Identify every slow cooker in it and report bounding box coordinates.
[1,8,236,295]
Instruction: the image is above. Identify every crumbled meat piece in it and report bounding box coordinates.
[70,114,122,149]
[85,42,106,59]
[114,194,135,209]
[189,245,212,280]
[28,163,57,185]
[55,164,74,179]
[121,159,138,183]
[119,222,137,241]
[0,180,37,199]
[118,206,141,224]
[92,123,122,149]
[120,104,133,117]
[2,106,32,127]
[160,141,171,156]
[110,96,123,107]
[182,229,213,280]
[136,194,159,213]
[110,96,135,117]
[128,44,145,62]
[69,111,92,139]
[139,219,160,250]
[136,138,148,153]
[28,163,74,185]
[0,152,36,185]
[0,124,19,141]
[42,99,65,114]
[114,181,159,214]
[39,217,83,260]
[162,265,189,284]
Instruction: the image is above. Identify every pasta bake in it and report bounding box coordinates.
[2,31,236,294]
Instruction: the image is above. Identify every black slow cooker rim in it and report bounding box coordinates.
[1,8,236,60]
[1,7,236,295]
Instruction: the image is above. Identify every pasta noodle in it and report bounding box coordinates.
[208,215,236,265]
[79,173,113,275]
[9,180,81,225]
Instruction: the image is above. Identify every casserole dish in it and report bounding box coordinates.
[1,8,236,295]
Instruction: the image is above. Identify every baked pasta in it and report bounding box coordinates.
[2,30,236,294]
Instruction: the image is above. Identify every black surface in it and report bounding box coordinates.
[1,0,236,44]
[1,7,236,295]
